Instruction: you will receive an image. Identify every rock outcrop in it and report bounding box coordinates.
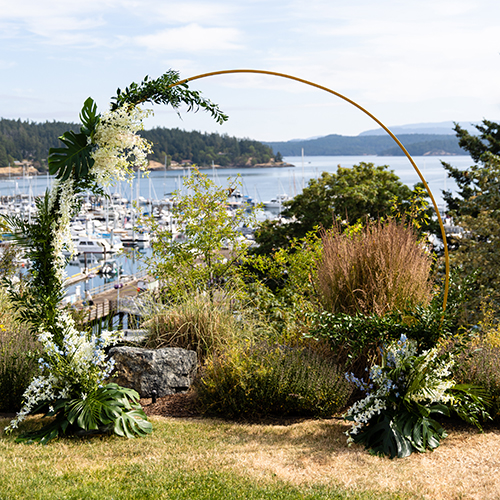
[108,347,197,398]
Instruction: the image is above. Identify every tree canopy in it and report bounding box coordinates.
[254,162,423,254]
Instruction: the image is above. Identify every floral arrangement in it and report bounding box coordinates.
[3,70,227,443]
[344,334,491,458]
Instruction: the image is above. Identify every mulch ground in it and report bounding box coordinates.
[140,392,201,418]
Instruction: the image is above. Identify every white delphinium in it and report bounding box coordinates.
[91,105,153,186]
[5,373,62,431]
[5,311,118,433]
[47,178,77,283]
[344,334,457,444]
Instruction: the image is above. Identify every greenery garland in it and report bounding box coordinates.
[3,70,227,443]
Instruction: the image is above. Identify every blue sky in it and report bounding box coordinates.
[1,0,499,141]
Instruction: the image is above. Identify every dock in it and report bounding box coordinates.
[70,271,150,325]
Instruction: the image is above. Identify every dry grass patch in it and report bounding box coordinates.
[1,415,500,499]
[211,419,500,499]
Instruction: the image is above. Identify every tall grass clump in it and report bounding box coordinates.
[317,219,433,316]
[142,292,270,360]
[195,342,353,419]
[0,289,41,412]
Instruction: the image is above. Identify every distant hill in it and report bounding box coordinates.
[358,121,486,137]
[265,133,467,157]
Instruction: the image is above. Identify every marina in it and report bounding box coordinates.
[0,155,471,305]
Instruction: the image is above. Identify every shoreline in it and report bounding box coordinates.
[0,162,295,177]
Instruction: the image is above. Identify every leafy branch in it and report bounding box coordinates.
[111,70,228,124]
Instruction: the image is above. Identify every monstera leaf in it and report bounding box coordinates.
[48,97,99,182]
[48,130,94,181]
[15,383,152,444]
[352,408,448,459]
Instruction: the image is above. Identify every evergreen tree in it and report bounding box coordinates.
[442,120,500,319]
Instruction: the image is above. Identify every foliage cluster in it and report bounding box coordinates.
[16,384,151,445]
[442,120,500,318]
[305,303,449,376]
[146,169,258,301]
[345,335,490,458]
[453,339,500,419]
[196,342,352,419]
[450,304,500,418]
[142,292,270,361]
[0,290,41,412]
[253,162,432,254]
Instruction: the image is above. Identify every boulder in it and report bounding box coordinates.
[108,346,197,398]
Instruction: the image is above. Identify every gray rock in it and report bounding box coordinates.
[108,346,197,398]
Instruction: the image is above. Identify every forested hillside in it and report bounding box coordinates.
[0,119,80,169]
[0,117,467,171]
[0,119,277,170]
[141,127,275,166]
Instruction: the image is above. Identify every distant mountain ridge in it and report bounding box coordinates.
[358,121,480,136]
[264,121,491,157]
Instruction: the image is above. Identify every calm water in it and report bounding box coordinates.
[2,155,472,207]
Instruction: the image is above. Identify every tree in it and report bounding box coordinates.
[146,169,258,300]
[442,120,500,317]
[254,162,426,254]
[443,120,500,215]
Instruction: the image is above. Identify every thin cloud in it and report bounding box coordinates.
[135,24,243,53]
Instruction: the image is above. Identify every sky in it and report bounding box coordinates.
[0,0,499,142]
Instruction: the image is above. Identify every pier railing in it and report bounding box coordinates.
[86,269,148,297]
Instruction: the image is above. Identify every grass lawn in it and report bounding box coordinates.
[0,415,499,499]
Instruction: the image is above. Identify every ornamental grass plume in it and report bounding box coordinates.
[317,219,433,316]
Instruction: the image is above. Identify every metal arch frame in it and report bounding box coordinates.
[170,69,450,312]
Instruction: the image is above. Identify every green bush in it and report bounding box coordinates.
[195,342,353,419]
[305,302,452,376]
[0,293,41,412]
[453,339,500,419]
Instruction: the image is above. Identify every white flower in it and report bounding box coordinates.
[91,105,153,186]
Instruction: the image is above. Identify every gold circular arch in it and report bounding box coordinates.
[171,69,450,313]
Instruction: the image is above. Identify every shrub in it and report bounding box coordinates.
[317,219,433,316]
[305,299,451,377]
[0,291,41,412]
[142,292,270,360]
[452,309,500,418]
[195,342,353,419]
[453,340,500,418]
